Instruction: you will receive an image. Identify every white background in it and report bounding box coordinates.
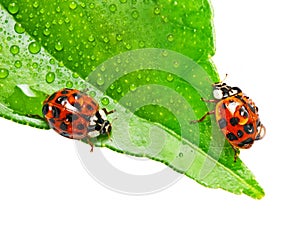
[1,0,300,241]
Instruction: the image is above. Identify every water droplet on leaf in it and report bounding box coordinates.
[167,74,174,82]
[154,7,160,15]
[88,35,95,42]
[14,60,22,68]
[167,34,174,42]
[69,1,77,10]
[109,4,117,13]
[10,45,20,55]
[8,2,19,14]
[66,81,73,88]
[131,10,139,19]
[45,72,55,83]
[55,41,64,51]
[0,68,9,79]
[28,42,41,54]
[32,1,39,8]
[14,23,25,34]
[43,28,50,36]
[101,97,109,106]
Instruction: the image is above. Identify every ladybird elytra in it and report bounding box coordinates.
[42,88,114,151]
[191,82,266,161]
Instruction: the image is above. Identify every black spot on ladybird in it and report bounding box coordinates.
[49,118,55,124]
[51,106,61,118]
[238,138,254,147]
[218,118,227,129]
[56,96,68,105]
[244,123,254,134]
[230,117,240,126]
[47,93,56,101]
[87,104,94,111]
[61,89,70,94]
[77,123,85,130]
[42,104,49,116]
[239,106,249,118]
[72,93,81,100]
[60,122,68,131]
[237,130,244,138]
[227,132,238,141]
[73,102,82,111]
[81,114,91,121]
[66,113,79,122]
[60,131,71,138]
[247,103,256,114]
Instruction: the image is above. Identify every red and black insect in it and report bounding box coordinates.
[42,88,114,151]
[191,82,266,161]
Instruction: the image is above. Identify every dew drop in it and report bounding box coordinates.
[119,0,127,3]
[69,1,77,10]
[97,78,105,86]
[10,45,20,55]
[0,68,9,79]
[125,43,132,50]
[89,3,95,9]
[101,97,109,106]
[116,87,122,93]
[45,22,51,28]
[32,1,39,8]
[131,10,139,19]
[167,74,174,82]
[179,152,183,157]
[72,72,79,78]
[28,41,41,54]
[109,4,117,13]
[49,58,55,65]
[89,91,96,97]
[110,83,115,90]
[167,34,174,42]
[173,61,179,68]
[64,17,70,23]
[116,34,123,41]
[66,81,73,88]
[103,36,109,43]
[130,83,137,91]
[32,62,38,69]
[154,7,160,15]
[88,35,95,42]
[45,72,55,83]
[43,28,50,36]
[14,60,22,68]
[14,23,25,34]
[161,50,168,57]
[8,2,19,14]
[55,41,64,51]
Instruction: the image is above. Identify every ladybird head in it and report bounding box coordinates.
[212,83,242,100]
[87,109,112,138]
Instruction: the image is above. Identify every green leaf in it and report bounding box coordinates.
[0,0,264,199]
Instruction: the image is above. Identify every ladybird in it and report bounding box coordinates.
[191,82,266,161]
[42,88,114,151]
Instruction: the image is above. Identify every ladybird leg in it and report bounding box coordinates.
[201,97,219,103]
[87,139,94,152]
[233,147,240,162]
[255,124,266,140]
[190,110,215,124]
[102,108,115,116]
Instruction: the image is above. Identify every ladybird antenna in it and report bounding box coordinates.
[221,73,229,83]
